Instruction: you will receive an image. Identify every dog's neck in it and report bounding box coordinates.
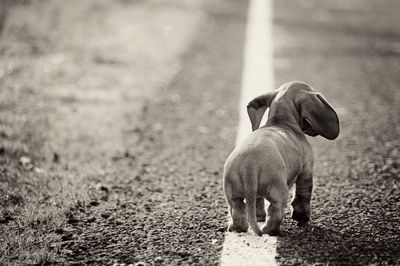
[266,106,305,138]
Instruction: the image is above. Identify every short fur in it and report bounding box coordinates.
[223,81,339,236]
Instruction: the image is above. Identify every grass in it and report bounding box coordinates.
[0,1,98,263]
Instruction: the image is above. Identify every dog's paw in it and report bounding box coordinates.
[262,222,282,236]
[297,220,310,227]
[256,215,266,222]
[292,211,310,225]
[262,226,282,236]
[228,223,248,233]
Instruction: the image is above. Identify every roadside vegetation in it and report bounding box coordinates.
[0,0,204,264]
[0,1,128,263]
[0,2,86,262]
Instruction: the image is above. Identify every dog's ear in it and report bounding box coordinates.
[247,92,278,131]
[297,92,340,140]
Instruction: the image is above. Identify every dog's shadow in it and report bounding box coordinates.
[276,222,396,265]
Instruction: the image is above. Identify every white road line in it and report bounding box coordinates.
[220,0,276,265]
[234,0,273,147]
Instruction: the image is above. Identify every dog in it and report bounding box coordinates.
[223,81,339,236]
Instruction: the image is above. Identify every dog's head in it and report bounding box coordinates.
[247,81,340,140]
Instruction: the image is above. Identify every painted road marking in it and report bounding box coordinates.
[234,0,273,146]
[220,0,276,265]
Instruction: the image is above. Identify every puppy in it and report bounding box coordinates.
[223,81,339,236]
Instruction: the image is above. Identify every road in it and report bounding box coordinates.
[0,0,399,265]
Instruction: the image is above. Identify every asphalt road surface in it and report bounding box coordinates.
[0,0,399,265]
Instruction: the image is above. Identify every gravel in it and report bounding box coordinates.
[58,0,247,264]
[274,0,400,264]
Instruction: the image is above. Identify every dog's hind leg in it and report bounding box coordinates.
[256,197,266,222]
[261,179,288,236]
[292,170,313,225]
[224,175,249,233]
[227,198,249,233]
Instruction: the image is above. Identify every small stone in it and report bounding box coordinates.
[154,256,163,263]
[33,167,44,174]
[53,152,60,163]
[61,233,73,241]
[90,201,100,206]
[87,217,96,223]
[61,249,73,255]
[100,194,109,201]
[19,156,31,165]
[154,188,162,193]
[67,217,79,224]
[65,212,79,224]
[96,183,109,192]
[55,228,64,234]
[101,213,111,219]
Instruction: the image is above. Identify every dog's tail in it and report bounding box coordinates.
[246,193,262,236]
[243,167,263,236]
